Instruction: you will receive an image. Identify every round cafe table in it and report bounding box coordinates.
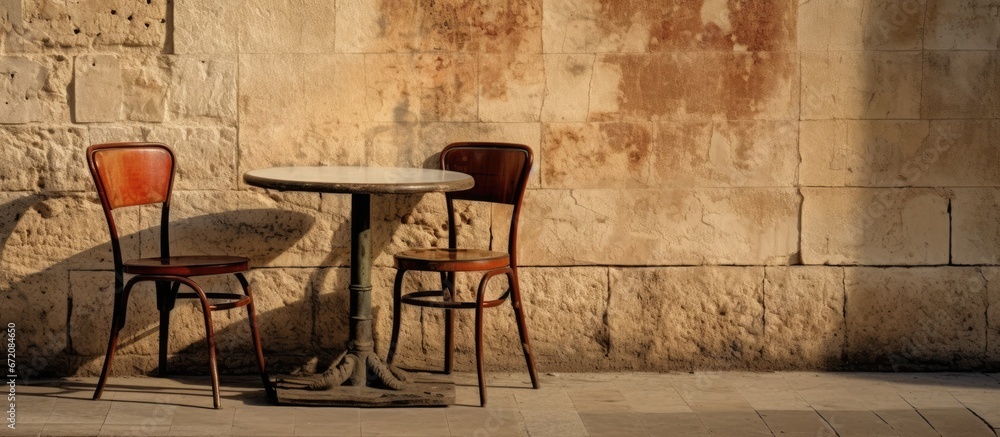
[244,166,473,406]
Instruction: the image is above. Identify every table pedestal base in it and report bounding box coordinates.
[274,373,454,407]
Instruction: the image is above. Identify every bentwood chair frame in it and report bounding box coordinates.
[87,142,272,409]
[387,142,540,406]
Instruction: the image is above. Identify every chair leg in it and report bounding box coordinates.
[93,285,132,400]
[387,269,406,365]
[443,272,454,375]
[237,273,273,400]
[509,272,539,389]
[474,302,486,406]
[157,309,170,376]
[155,282,180,377]
[191,287,222,409]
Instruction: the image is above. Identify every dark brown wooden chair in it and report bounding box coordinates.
[387,142,540,406]
[86,142,272,409]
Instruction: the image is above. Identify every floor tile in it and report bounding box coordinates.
[445,405,526,436]
[916,407,995,436]
[99,424,172,435]
[15,372,1000,436]
[103,400,177,426]
[578,412,649,436]
[3,423,44,437]
[520,409,588,436]
[45,398,112,424]
[757,409,831,434]
[817,410,899,436]
[361,408,450,436]
[293,407,361,436]
[873,409,939,437]
[637,412,709,435]
[40,423,105,436]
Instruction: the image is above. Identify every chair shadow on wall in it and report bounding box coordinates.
[1,189,431,390]
[0,196,371,391]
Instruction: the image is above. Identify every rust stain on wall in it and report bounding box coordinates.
[718,51,796,119]
[587,1,795,52]
[605,53,687,120]
[606,50,795,120]
[600,122,652,167]
[727,1,796,52]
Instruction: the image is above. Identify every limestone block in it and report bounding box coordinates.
[368,266,448,367]
[336,0,540,53]
[368,266,609,372]
[925,0,1000,50]
[0,55,74,123]
[544,0,795,53]
[173,0,238,54]
[239,0,337,53]
[861,0,926,50]
[167,55,237,125]
[921,51,1000,119]
[69,270,160,356]
[479,53,545,122]
[0,0,23,52]
[363,122,541,177]
[238,54,368,150]
[542,0,649,53]
[519,189,800,266]
[0,56,45,123]
[513,267,610,369]
[371,193,492,268]
[801,188,949,265]
[120,55,168,122]
[6,0,167,52]
[654,121,798,188]
[0,125,89,191]
[139,190,346,268]
[312,266,351,351]
[541,122,655,188]
[985,268,1000,363]
[763,267,845,368]
[228,268,314,354]
[0,193,140,274]
[474,0,543,54]
[1,268,68,377]
[845,267,987,369]
[799,0,924,50]
[73,54,122,123]
[608,267,765,369]
[800,120,1000,187]
[364,53,478,122]
[335,0,421,53]
[90,125,238,191]
[541,54,594,123]
[951,189,1000,265]
[590,52,798,122]
[801,51,922,120]
[413,0,479,52]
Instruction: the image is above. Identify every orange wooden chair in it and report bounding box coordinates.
[387,142,540,406]
[87,142,272,408]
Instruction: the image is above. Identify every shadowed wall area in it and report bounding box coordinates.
[0,0,998,377]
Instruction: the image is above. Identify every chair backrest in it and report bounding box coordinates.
[440,142,533,260]
[87,143,176,275]
[88,143,174,210]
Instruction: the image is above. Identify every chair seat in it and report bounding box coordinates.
[394,248,509,272]
[124,255,249,277]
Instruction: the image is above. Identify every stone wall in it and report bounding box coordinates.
[1,0,998,377]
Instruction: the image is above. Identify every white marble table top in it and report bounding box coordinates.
[243,166,474,194]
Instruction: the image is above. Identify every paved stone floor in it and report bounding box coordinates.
[5,372,1000,436]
